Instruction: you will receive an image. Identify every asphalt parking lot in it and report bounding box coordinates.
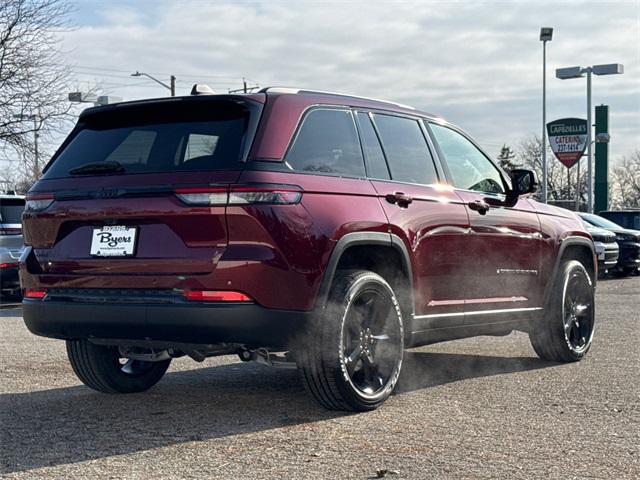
[1,276,638,479]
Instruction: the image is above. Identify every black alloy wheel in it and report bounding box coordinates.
[297,270,404,411]
[530,260,595,362]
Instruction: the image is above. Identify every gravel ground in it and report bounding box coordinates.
[1,276,638,479]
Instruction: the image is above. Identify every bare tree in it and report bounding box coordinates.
[611,150,640,208]
[0,0,72,191]
[516,134,587,205]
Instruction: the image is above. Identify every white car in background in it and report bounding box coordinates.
[0,194,26,299]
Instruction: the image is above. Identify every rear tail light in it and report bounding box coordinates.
[183,290,253,302]
[229,186,302,205]
[175,184,302,206]
[174,187,228,206]
[24,288,47,299]
[25,193,54,212]
[0,262,18,269]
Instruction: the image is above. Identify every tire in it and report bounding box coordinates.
[529,259,595,362]
[66,339,171,393]
[297,270,404,411]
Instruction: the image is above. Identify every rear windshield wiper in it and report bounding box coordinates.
[69,161,125,175]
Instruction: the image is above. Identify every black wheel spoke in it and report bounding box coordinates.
[371,334,390,341]
[344,345,362,377]
[361,353,377,388]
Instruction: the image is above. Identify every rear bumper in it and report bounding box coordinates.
[23,299,313,350]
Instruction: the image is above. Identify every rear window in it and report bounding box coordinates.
[43,99,256,178]
[0,198,25,224]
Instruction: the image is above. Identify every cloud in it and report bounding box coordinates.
[62,0,639,159]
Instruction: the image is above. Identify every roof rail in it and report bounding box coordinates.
[259,87,415,110]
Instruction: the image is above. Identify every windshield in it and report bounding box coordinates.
[581,213,623,230]
[43,99,256,179]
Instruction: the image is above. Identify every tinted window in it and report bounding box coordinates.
[372,114,438,185]
[0,198,25,224]
[43,101,252,178]
[429,123,505,194]
[355,112,390,180]
[285,109,365,177]
[601,212,640,230]
[104,130,157,165]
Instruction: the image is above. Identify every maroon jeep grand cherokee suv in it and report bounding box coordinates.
[21,88,596,411]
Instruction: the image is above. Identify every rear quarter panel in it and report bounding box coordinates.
[229,170,389,310]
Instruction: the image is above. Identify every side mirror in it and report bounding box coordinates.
[487,169,538,208]
[510,169,538,196]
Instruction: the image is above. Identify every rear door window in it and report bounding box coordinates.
[285,109,365,177]
[371,114,438,185]
[43,100,255,178]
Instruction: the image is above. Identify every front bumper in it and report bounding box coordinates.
[594,241,619,269]
[23,296,313,350]
[618,241,640,268]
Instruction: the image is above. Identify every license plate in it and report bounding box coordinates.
[90,226,137,257]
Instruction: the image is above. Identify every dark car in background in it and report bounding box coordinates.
[584,225,619,276]
[599,210,640,231]
[0,194,26,299]
[579,212,640,277]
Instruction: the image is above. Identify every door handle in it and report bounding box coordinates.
[385,192,413,208]
[468,199,490,215]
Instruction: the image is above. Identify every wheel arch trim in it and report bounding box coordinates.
[543,236,596,307]
[315,232,414,314]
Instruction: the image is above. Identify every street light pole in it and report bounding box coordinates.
[556,63,623,213]
[540,27,553,204]
[33,116,39,178]
[586,68,592,212]
[131,71,176,96]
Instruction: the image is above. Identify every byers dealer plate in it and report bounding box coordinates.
[90,226,137,257]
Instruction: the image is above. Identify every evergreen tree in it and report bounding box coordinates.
[497,144,517,171]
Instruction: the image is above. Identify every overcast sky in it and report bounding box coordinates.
[61,0,639,162]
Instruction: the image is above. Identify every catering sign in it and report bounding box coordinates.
[546,118,588,168]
